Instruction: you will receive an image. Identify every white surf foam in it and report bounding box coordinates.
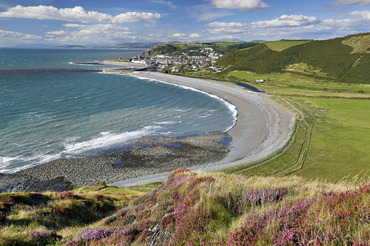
[63,125,161,155]
[129,74,237,132]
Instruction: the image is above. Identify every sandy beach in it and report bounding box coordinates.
[112,72,296,186]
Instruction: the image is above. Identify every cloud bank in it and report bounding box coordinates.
[332,0,370,5]
[210,0,269,11]
[207,12,370,40]
[0,5,161,23]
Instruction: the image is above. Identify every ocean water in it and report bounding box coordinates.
[0,48,236,173]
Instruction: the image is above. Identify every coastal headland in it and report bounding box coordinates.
[0,72,295,191]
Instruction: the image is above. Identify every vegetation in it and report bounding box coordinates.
[218,72,370,182]
[264,40,312,52]
[144,42,258,56]
[217,33,370,83]
[228,71,275,81]
[3,169,365,245]
[0,184,154,245]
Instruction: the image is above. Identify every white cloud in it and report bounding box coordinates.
[208,21,248,34]
[0,5,161,23]
[0,30,42,45]
[210,0,269,11]
[151,0,176,9]
[45,24,132,44]
[171,32,201,40]
[206,12,370,40]
[63,24,84,28]
[251,15,319,28]
[350,10,370,20]
[0,5,111,22]
[198,12,231,21]
[189,33,200,38]
[332,0,370,5]
[46,30,67,35]
[172,33,186,38]
[209,21,247,28]
[112,12,161,23]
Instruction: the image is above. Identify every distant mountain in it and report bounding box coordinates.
[56,42,159,49]
[216,33,370,84]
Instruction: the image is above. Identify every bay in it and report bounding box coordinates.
[0,49,235,173]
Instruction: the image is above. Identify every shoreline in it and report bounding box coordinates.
[112,72,296,186]
[0,71,295,191]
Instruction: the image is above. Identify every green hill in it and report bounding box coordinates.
[144,42,258,56]
[217,33,370,83]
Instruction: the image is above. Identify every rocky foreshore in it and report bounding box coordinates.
[0,133,229,192]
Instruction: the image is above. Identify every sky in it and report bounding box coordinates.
[0,0,369,47]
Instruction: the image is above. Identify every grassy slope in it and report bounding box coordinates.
[264,40,312,52]
[1,170,368,245]
[54,170,370,245]
[217,33,370,83]
[0,184,155,245]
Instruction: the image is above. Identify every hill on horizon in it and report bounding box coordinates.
[216,33,370,84]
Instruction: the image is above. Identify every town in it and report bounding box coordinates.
[129,46,223,73]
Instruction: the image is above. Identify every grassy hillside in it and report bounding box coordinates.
[217,33,370,83]
[0,183,155,245]
[3,169,367,245]
[264,40,312,52]
[144,42,258,56]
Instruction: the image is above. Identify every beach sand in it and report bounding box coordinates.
[112,72,296,186]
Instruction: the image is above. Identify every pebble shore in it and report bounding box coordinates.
[0,133,229,192]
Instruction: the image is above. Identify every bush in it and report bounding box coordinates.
[76,228,113,243]
[0,211,6,226]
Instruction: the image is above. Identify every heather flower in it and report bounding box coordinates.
[29,231,49,243]
[76,228,113,243]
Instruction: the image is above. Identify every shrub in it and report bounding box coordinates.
[55,206,72,218]
[0,211,6,226]
[93,194,108,201]
[217,187,287,215]
[225,183,369,245]
[29,231,55,245]
[61,191,79,200]
[76,228,113,243]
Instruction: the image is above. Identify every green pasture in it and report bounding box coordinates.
[219,72,370,182]
[228,71,275,81]
[295,97,370,181]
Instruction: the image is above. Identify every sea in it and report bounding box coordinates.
[0,48,236,173]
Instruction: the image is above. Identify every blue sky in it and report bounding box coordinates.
[0,0,369,47]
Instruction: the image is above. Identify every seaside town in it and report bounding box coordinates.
[128,47,223,73]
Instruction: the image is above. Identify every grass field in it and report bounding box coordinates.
[295,97,370,181]
[214,71,370,182]
[228,71,275,81]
